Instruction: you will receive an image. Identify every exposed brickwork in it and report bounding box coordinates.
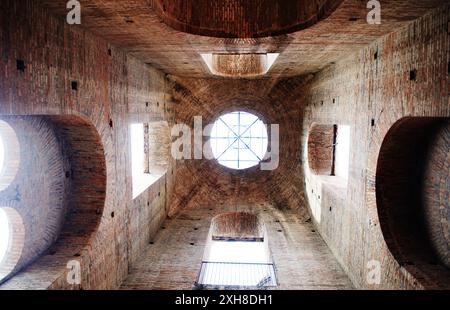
[167,76,311,219]
[301,4,450,289]
[211,212,264,241]
[423,121,450,269]
[0,0,448,291]
[121,203,354,290]
[0,0,176,289]
[376,117,450,287]
[204,54,272,78]
[38,0,446,78]
[153,0,343,38]
[307,124,335,176]
[0,117,72,283]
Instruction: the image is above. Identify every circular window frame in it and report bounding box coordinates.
[207,111,269,171]
[0,120,20,191]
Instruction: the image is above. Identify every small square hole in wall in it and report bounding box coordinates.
[348,17,358,22]
[448,61,450,74]
[371,119,376,127]
[374,51,378,60]
[409,69,417,81]
[108,49,112,56]
[16,59,26,72]
[71,81,78,91]
[109,119,114,128]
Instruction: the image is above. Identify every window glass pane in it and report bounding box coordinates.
[210,112,268,170]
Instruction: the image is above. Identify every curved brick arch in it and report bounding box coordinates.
[376,117,450,288]
[0,115,107,287]
[152,0,344,38]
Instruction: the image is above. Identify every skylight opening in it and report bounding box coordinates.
[210,112,268,170]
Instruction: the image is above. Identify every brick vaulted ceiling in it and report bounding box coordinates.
[38,0,445,79]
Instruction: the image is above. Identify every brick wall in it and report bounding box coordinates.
[301,4,450,289]
[0,0,176,289]
[153,0,343,38]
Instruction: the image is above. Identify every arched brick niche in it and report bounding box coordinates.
[152,0,344,38]
[307,123,334,175]
[376,117,450,287]
[0,115,106,286]
[307,123,350,179]
[211,212,264,242]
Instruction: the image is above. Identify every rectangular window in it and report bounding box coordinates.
[131,123,159,199]
[334,125,350,180]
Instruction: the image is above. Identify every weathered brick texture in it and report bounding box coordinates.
[301,4,450,289]
[0,0,176,289]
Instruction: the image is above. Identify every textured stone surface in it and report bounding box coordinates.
[37,0,446,78]
[121,203,354,290]
[423,121,450,269]
[376,118,450,286]
[301,4,450,289]
[0,117,72,284]
[167,76,310,219]
[0,0,176,289]
[0,0,448,291]
[152,0,343,38]
[307,124,335,176]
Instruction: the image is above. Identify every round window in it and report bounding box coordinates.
[210,111,268,170]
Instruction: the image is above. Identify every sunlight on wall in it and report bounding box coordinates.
[335,125,350,180]
[131,124,159,199]
[0,209,9,266]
